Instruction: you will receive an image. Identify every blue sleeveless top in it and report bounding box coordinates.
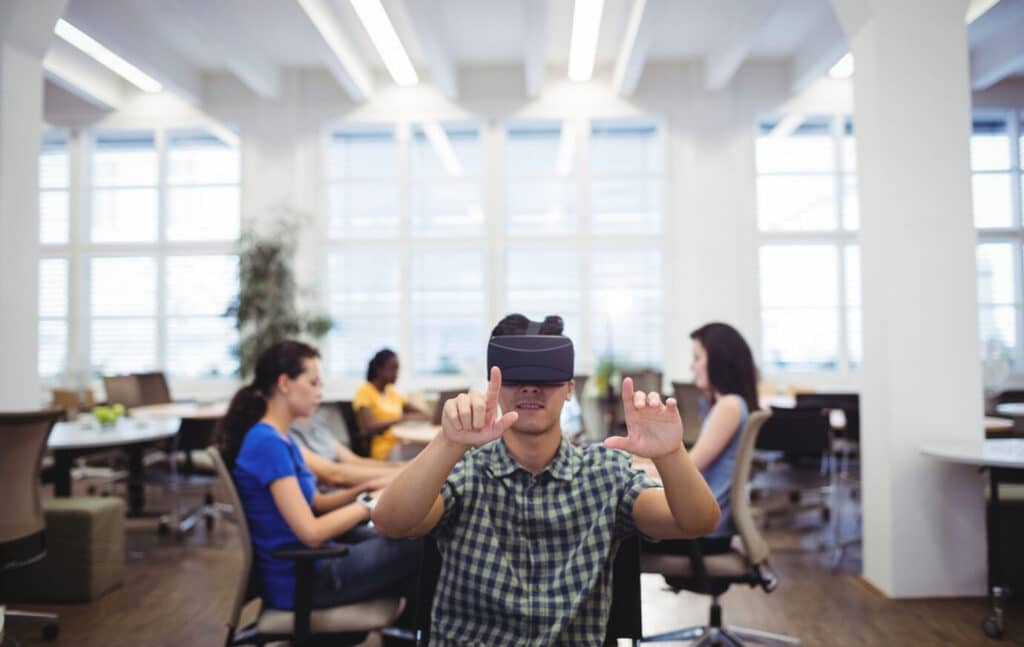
[699,396,749,537]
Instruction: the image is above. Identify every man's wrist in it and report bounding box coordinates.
[650,443,686,466]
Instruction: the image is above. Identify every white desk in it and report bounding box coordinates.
[392,421,442,446]
[129,401,227,420]
[49,417,181,515]
[995,402,1024,417]
[921,439,1024,638]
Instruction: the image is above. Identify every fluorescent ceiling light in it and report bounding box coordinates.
[350,0,418,86]
[557,120,577,176]
[769,113,805,138]
[421,121,463,177]
[569,0,605,81]
[966,0,1000,24]
[53,19,162,93]
[829,53,854,79]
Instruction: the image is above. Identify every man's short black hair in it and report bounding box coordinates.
[491,314,564,337]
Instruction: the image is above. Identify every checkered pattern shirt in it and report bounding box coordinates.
[430,438,661,646]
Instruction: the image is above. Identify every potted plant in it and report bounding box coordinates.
[226,213,333,378]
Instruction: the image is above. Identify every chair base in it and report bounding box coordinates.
[643,624,799,646]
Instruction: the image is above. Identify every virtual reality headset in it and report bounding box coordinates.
[487,330,574,385]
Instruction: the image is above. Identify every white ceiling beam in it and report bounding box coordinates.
[789,5,847,95]
[612,0,662,96]
[61,0,201,103]
[522,0,546,98]
[164,0,280,100]
[971,14,1024,89]
[0,0,67,59]
[705,0,782,90]
[966,0,1001,24]
[399,0,457,98]
[295,0,373,102]
[43,38,127,110]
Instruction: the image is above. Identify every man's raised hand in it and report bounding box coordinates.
[603,377,684,459]
[441,366,519,447]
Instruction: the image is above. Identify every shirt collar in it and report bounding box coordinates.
[485,436,579,482]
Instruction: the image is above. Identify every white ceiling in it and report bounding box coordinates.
[47,0,1024,109]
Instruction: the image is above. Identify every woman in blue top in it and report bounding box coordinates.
[218,340,419,611]
[686,322,759,539]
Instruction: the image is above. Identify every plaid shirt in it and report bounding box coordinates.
[431,437,661,646]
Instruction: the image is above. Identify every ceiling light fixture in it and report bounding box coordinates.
[828,53,854,79]
[54,19,162,92]
[350,0,418,86]
[568,0,605,81]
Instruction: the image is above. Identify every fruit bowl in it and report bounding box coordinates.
[93,403,126,427]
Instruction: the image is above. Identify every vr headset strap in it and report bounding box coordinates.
[525,321,542,335]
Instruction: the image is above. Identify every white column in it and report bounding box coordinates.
[0,0,67,410]
[831,0,985,597]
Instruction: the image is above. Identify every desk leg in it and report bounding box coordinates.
[127,446,145,516]
[53,450,73,497]
[984,469,1006,638]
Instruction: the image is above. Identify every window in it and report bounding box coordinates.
[755,116,860,374]
[37,127,240,382]
[973,113,1024,365]
[324,118,667,379]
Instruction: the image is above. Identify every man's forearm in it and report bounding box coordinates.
[372,433,468,536]
[653,446,721,536]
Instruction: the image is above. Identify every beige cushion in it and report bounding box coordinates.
[640,550,751,579]
[257,597,403,634]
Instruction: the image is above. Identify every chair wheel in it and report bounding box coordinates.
[983,616,1002,638]
[42,623,60,640]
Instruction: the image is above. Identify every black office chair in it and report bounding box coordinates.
[0,410,64,644]
[642,410,800,646]
[148,417,224,538]
[413,535,641,646]
[338,401,368,457]
[209,447,403,647]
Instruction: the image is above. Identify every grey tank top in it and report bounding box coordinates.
[699,396,749,538]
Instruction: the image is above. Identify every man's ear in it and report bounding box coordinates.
[566,380,575,402]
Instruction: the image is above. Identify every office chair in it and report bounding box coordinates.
[750,406,835,531]
[209,447,404,647]
[135,371,173,405]
[338,400,368,457]
[0,410,64,644]
[413,534,641,646]
[641,410,800,646]
[672,381,706,448]
[430,390,466,426]
[149,417,225,539]
[101,374,145,409]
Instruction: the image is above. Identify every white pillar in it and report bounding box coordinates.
[831,0,986,597]
[0,0,67,410]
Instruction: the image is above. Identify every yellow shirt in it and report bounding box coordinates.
[353,381,406,460]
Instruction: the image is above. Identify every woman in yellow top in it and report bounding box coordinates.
[354,349,430,460]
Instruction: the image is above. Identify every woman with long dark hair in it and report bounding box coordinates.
[219,340,419,611]
[353,348,429,460]
[686,322,759,537]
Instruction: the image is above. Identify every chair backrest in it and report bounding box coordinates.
[414,534,641,645]
[795,392,859,443]
[730,409,772,566]
[0,410,63,555]
[672,382,704,447]
[102,374,144,409]
[431,389,467,426]
[135,371,172,405]
[756,406,832,456]
[50,388,95,419]
[208,447,254,633]
[338,400,368,457]
[621,368,662,395]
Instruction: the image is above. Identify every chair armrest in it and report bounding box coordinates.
[272,544,349,561]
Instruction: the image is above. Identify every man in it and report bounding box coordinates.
[373,314,720,646]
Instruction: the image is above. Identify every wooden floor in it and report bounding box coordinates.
[4,487,1022,646]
